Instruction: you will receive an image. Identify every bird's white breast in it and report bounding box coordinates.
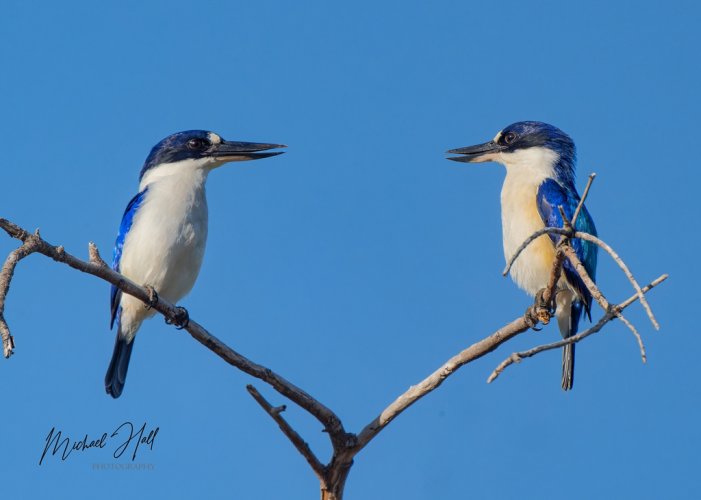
[118,162,210,330]
[499,147,558,297]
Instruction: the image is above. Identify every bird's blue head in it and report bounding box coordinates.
[139,130,285,181]
[447,121,577,186]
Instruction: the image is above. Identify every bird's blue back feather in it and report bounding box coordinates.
[536,178,598,320]
[110,188,148,328]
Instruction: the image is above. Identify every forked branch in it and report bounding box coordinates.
[0,172,667,500]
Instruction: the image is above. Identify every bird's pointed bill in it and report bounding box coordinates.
[211,141,287,162]
[447,141,503,163]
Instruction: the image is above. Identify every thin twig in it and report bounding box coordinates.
[502,228,571,276]
[613,310,646,363]
[487,274,667,382]
[562,246,610,311]
[246,385,326,480]
[573,231,660,330]
[561,246,646,361]
[541,247,565,310]
[502,222,661,332]
[571,173,596,227]
[558,206,573,233]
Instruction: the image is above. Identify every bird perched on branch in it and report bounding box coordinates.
[447,121,597,390]
[106,130,285,398]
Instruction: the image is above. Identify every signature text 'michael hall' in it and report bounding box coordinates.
[39,421,159,465]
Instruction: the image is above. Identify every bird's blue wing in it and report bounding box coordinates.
[110,188,148,328]
[536,179,598,319]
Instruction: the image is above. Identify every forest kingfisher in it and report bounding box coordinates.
[447,121,597,390]
[106,130,285,398]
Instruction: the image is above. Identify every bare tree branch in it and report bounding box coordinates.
[501,220,661,333]
[246,384,326,480]
[355,313,539,452]
[614,311,646,363]
[488,274,667,383]
[502,227,571,277]
[0,237,35,357]
[561,245,646,361]
[572,231,660,330]
[557,205,573,233]
[571,173,596,226]
[540,246,566,317]
[0,163,667,500]
[0,217,347,446]
[561,245,610,310]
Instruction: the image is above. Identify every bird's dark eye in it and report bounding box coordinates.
[503,132,516,144]
[187,138,209,150]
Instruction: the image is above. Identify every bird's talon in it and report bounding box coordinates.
[525,306,538,329]
[165,306,190,329]
[535,307,551,326]
[534,288,549,309]
[534,288,555,317]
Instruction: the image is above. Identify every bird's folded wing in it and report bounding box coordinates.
[536,179,598,319]
[110,187,149,328]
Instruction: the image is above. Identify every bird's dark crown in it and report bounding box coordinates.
[499,121,577,186]
[140,130,215,180]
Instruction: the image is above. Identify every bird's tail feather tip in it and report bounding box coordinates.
[106,381,124,398]
[561,342,575,391]
[105,336,135,399]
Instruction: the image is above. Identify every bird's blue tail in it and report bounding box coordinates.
[561,301,583,391]
[105,329,135,398]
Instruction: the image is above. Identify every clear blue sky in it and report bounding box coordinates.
[0,1,696,498]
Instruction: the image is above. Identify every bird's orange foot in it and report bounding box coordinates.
[525,305,543,331]
[532,288,555,327]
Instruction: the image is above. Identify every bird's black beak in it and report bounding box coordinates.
[211,141,287,162]
[446,140,503,163]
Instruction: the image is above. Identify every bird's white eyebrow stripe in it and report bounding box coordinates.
[493,131,502,143]
[208,132,222,144]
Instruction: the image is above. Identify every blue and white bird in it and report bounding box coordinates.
[448,121,597,390]
[106,130,285,398]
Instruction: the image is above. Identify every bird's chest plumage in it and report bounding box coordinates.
[500,175,556,296]
[120,174,209,303]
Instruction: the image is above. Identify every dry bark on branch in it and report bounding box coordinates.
[0,218,346,443]
[488,274,666,383]
[0,174,667,500]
